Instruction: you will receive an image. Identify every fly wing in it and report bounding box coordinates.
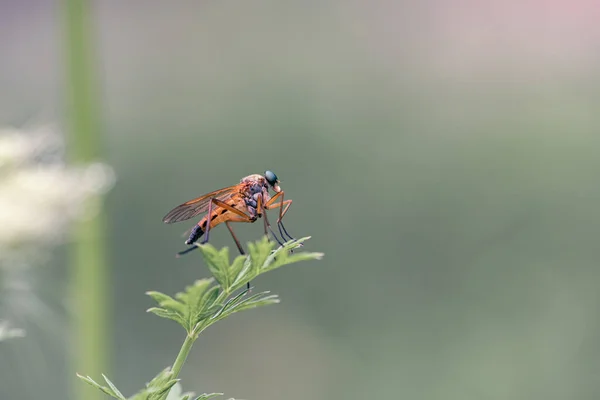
[162,185,240,223]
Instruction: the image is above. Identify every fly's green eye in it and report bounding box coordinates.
[264,170,278,186]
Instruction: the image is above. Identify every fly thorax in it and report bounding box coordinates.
[245,197,258,208]
[260,189,271,204]
[244,193,260,218]
[246,205,257,218]
[247,182,263,195]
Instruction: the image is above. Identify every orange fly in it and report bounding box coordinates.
[162,170,295,258]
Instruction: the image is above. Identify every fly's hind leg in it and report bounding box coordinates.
[176,199,215,257]
[224,219,252,290]
[177,197,253,257]
[224,219,248,256]
[207,197,257,252]
[211,199,257,290]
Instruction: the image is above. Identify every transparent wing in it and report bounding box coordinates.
[162,185,239,223]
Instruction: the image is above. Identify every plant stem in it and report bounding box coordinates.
[70,201,109,399]
[171,333,197,378]
[63,1,108,400]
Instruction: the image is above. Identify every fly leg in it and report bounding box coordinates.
[209,199,256,254]
[176,197,254,257]
[265,191,296,242]
[176,198,216,257]
[224,219,252,290]
[256,193,284,246]
[225,221,245,256]
[201,197,215,244]
[210,200,256,291]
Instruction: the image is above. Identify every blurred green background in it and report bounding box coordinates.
[2,1,600,399]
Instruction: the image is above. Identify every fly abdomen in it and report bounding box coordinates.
[185,224,204,245]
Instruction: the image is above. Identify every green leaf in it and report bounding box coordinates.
[177,279,214,306]
[228,257,254,293]
[263,250,325,273]
[147,367,173,386]
[190,237,322,297]
[196,237,322,326]
[197,244,232,288]
[259,237,322,273]
[147,279,223,334]
[103,374,127,399]
[198,284,221,307]
[77,373,127,400]
[193,285,221,321]
[227,293,279,312]
[194,394,223,400]
[213,288,250,317]
[147,307,187,328]
[159,299,188,315]
[247,236,276,277]
[234,295,280,311]
[156,381,222,400]
[131,236,322,400]
[128,368,180,400]
[148,379,179,400]
[228,254,247,281]
[146,290,189,327]
[164,383,184,400]
[243,237,322,281]
[163,383,199,400]
[211,291,280,322]
[146,291,176,305]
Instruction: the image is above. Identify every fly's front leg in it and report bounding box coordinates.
[256,193,284,246]
[265,191,295,242]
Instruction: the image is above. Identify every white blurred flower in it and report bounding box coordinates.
[0,125,115,264]
[0,125,115,344]
[0,319,25,341]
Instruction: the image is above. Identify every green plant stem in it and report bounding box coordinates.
[171,333,197,378]
[63,1,107,400]
[64,0,101,160]
[169,286,248,381]
[70,200,109,398]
